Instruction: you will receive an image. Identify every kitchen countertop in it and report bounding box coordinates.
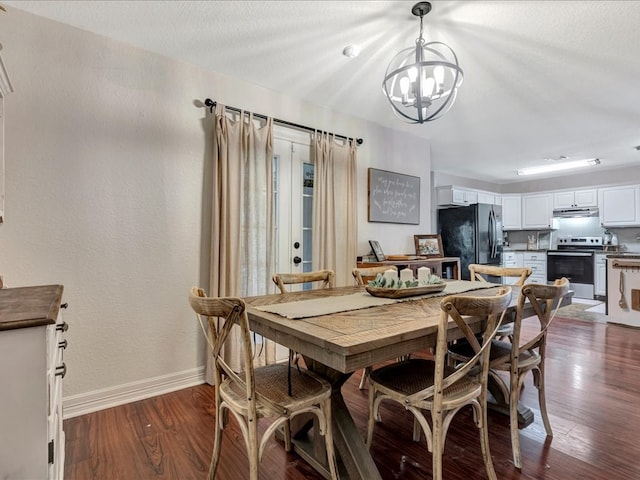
[606,252,640,259]
[502,249,548,252]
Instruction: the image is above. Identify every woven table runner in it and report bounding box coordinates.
[254,280,496,319]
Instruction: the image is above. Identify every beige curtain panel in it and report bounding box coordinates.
[312,132,358,287]
[207,105,275,382]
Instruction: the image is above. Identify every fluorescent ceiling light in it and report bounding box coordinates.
[516,158,600,176]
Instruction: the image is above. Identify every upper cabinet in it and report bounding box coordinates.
[522,193,553,229]
[599,185,640,227]
[553,189,598,209]
[436,186,478,207]
[477,191,499,206]
[436,186,502,207]
[502,194,522,230]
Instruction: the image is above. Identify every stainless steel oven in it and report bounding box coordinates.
[547,236,603,299]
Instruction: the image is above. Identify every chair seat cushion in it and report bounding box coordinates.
[369,358,480,403]
[449,339,540,368]
[221,363,331,414]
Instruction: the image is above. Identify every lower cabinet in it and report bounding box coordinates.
[595,253,607,297]
[523,252,547,284]
[501,251,524,283]
[0,285,67,480]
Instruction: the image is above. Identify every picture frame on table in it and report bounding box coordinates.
[369,240,386,261]
[414,234,444,258]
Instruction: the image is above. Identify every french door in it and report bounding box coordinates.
[273,130,314,290]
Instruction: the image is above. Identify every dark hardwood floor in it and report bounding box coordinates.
[64,312,640,480]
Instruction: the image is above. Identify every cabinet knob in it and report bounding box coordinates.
[55,363,67,378]
[61,303,68,309]
[56,321,69,332]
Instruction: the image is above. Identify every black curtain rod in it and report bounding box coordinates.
[204,98,363,146]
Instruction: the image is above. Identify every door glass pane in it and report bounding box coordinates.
[273,155,280,270]
[302,162,314,286]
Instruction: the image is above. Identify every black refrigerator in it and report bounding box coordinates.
[437,203,503,280]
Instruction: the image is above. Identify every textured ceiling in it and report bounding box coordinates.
[4,0,640,184]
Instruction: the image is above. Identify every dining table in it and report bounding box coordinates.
[243,280,571,480]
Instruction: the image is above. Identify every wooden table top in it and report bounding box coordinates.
[0,284,64,331]
[244,283,526,374]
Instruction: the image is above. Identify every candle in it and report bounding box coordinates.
[383,269,398,287]
[400,268,414,284]
[418,266,431,283]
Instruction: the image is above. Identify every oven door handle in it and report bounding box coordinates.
[547,252,594,257]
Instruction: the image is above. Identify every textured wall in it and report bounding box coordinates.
[0,9,432,401]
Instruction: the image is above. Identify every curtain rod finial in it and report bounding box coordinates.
[204,98,216,113]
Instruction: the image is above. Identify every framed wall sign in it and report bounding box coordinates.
[367,168,420,224]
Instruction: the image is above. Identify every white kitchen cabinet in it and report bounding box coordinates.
[0,285,67,480]
[598,185,640,227]
[553,189,598,209]
[502,251,525,283]
[477,191,497,205]
[595,253,607,297]
[523,251,547,284]
[436,186,478,206]
[502,194,522,230]
[521,193,553,229]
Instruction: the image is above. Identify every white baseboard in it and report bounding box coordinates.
[62,366,207,419]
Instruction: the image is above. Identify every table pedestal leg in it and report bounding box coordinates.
[283,358,382,480]
[486,371,535,428]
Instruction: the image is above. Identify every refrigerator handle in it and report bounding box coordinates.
[490,208,497,259]
[487,209,493,258]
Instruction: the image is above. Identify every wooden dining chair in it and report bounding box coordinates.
[448,277,570,469]
[188,287,338,480]
[469,264,532,286]
[366,287,513,480]
[469,264,532,341]
[272,269,336,365]
[352,265,398,389]
[272,269,335,294]
[352,265,397,286]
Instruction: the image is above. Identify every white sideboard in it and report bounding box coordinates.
[0,285,67,480]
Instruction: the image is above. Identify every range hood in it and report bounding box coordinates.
[552,207,599,218]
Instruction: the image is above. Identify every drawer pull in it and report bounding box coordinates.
[56,322,69,332]
[61,302,68,309]
[55,363,67,378]
[58,339,68,350]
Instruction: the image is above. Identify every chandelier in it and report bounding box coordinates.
[382,2,463,124]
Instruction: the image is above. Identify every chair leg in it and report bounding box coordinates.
[533,366,553,437]
[366,387,378,448]
[247,415,260,480]
[431,411,445,480]
[509,371,523,469]
[283,419,292,451]
[321,398,339,480]
[208,405,224,480]
[358,367,370,390]
[477,399,497,480]
[412,417,421,442]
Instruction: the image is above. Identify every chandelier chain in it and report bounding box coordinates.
[417,14,425,46]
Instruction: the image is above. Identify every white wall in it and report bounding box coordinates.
[0,10,432,408]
